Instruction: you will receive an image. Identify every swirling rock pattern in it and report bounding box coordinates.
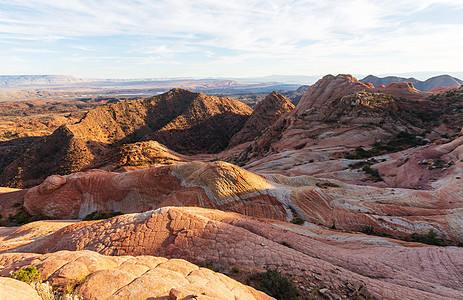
[5,207,463,299]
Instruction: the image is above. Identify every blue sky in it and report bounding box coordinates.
[1,0,463,79]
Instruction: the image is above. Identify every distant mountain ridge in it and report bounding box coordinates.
[0,75,302,95]
[0,75,87,87]
[361,74,462,92]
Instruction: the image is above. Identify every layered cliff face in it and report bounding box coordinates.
[228,91,294,148]
[0,89,253,187]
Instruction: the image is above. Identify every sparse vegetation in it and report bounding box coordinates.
[359,226,462,247]
[10,266,82,300]
[407,229,444,246]
[362,165,381,181]
[7,210,46,226]
[246,267,299,300]
[201,259,220,272]
[291,217,305,225]
[10,266,41,284]
[345,131,427,159]
[83,211,123,221]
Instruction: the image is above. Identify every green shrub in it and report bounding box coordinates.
[362,166,382,181]
[12,202,21,208]
[246,268,299,300]
[201,259,220,272]
[409,229,443,246]
[345,132,427,159]
[10,266,41,284]
[291,217,304,225]
[83,211,122,221]
[7,211,46,226]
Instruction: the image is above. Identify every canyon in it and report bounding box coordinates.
[1,74,463,299]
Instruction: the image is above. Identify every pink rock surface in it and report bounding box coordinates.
[0,250,270,300]
[6,207,463,299]
[22,153,463,243]
[235,74,428,167]
[0,277,41,300]
[24,161,288,221]
[0,220,77,252]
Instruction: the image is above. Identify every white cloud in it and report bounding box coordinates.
[0,0,462,76]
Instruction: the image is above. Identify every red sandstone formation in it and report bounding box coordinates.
[235,74,462,170]
[0,88,252,187]
[0,250,270,300]
[2,74,463,299]
[23,161,288,221]
[85,140,191,171]
[375,82,428,100]
[228,91,294,148]
[0,277,41,299]
[234,75,418,166]
[21,148,463,243]
[5,207,463,299]
[0,220,76,252]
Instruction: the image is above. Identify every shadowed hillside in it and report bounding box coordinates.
[0,89,253,187]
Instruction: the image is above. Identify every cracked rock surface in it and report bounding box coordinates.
[4,207,463,299]
[0,250,271,300]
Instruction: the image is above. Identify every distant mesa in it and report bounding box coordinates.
[0,75,86,87]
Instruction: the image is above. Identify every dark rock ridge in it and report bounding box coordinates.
[0,89,253,187]
[228,91,294,148]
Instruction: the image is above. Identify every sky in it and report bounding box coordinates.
[0,0,463,79]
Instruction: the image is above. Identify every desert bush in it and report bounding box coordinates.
[83,211,122,221]
[362,166,382,181]
[246,267,299,300]
[201,259,220,272]
[30,281,82,300]
[345,132,427,159]
[7,210,46,226]
[231,265,240,274]
[10,266,41,284]
[409,229,444,246]
[291,217,305,225]
[30,281,54,300]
